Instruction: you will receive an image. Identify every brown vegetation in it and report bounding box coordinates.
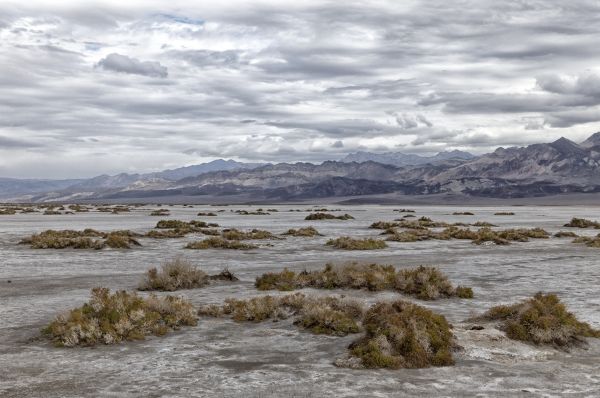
[185,237,258,250]
[475,293,600,347]
[42,288,197,346]
[305,212,354,220]
[341,300,454,369]
[198,293,364,336]
[255,263,473,300]
[282,226,322,237]
[326,237,387,250]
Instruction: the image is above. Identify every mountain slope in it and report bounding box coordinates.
[341,150,474,167]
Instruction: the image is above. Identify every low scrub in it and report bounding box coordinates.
[197,212,217,216]
[305,212,354,221]
[572,235,600,248]
[341,300,454,369]
[554,231,578,238]
[326,237,387,250]
[394,209,415,213]
[282,226,322,237]
[185,237,257,250]
[0,208,17,215]
[453,212,474,215]
[564,217,600,229]
[21,229,141,249]
[395,217,449,229]
[255,263,473,300]
[42,288,197,347]
[155,219,218,229]
[199,293,363,336]
[138,258,209,291]
[471,221,497,227]
[235,210,270,215]
[494,212,515,216]
[476,293,600,347]
[150,209,170,216]
[221,228,280,240]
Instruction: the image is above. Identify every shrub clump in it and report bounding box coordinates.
[341,300,454,369]
[42,288,197,347]
[476,293,600,347]
[572,235,600,248]
[221,228,280,240]
[138,258,209,291]
[554,231,579,238]
[197,212,217,216]
[150,209,170,216]
[198,293,364,336]
[305,212,354,221]
[155,219,218,229]
[453,212,474,215]
[564,217,600,229]
[255,263,473,300]
[494,212,515,216]
[282,226,322,237]
[326,237,387,250]
[185,237,257,250]
[20,229,141,249]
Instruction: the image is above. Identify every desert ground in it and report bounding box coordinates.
[1,204,599,397]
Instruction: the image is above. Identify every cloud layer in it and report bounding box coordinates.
[1,0,600,178]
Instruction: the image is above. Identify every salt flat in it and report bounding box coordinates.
[1,205,599,397]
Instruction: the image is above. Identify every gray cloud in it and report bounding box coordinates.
[97,53,168,78]
[1,0,600,177]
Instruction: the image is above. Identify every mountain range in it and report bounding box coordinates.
[2,134,600,202]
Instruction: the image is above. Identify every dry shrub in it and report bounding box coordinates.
[138,258,209,291]
[564,217,600,229]
[554,231,578,238]
[305,213,354,220]
[476,293,600,347]
[343,300,454,369]
[326,237,387,250]
[20,229,141,249]
[255,263,473,300]
[494,212,515,216]
[453,212,474,215]
[221,228,279,240]
[572,235,600,248]
[198,293,363,336]
[185,237,257,250]
[42,288,197,347]
[150,209,170,216]
[197,212,217,216]
[282,227,322,237]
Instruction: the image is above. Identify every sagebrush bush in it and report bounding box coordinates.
[20,229,141,249]
[185,237,257,250]
[342,300,454,369]
[305,213,354,221]
[198,293,364,336]
[42,288,197,346]
[255,263,473,300]
[326,237,387,250]
[476,293,600,347]
[138,258,209,291]
[554,231,579,238]
[564,217,600,229]
[572,235,600,248]
[221,228,279,240]
[282,227,322,237]
[150,209,170,216]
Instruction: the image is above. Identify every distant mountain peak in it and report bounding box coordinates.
[341,149,474,167]
[581,132,600,148]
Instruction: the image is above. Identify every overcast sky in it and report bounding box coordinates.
[2,0,600,178]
